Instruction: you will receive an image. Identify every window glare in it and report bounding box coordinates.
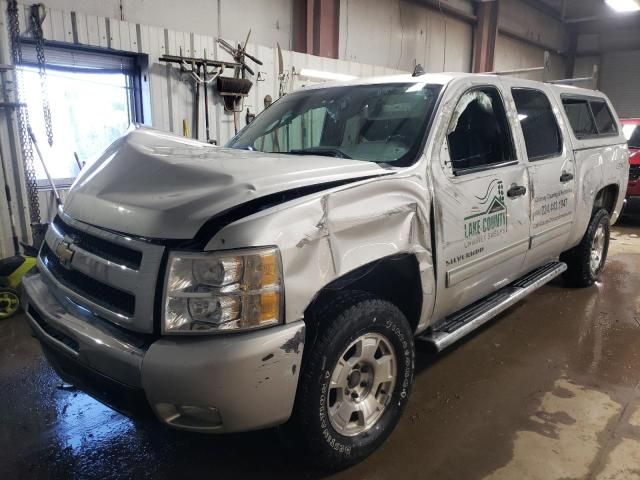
[19,66,132,183]
[623,124,637,140]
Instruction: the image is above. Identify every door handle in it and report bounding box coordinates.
[560,172,574,183]
[507,185,527,198]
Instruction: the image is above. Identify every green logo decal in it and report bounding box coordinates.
[464,180,507,239]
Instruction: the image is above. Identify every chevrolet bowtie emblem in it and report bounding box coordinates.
[55,241,75,268]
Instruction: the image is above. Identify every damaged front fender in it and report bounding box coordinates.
[206,172,436,334]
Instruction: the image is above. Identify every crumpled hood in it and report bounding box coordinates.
[64,127,387,239]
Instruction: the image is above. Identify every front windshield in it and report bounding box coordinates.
[623,123,640,149]
[227,82,442,166]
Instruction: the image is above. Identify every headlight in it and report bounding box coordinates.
[163,247,283,334]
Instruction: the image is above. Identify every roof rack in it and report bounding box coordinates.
[489,51,550,77]
[546,65,599,86]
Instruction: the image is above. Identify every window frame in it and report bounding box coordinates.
[511,87,564,163]
[560,94,619,140]
[18,40,146,189]
[446,85,518,177]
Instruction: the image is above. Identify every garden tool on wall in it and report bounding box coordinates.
[160,49,237,143]
[178,48,221,143]
[217,30,263,134]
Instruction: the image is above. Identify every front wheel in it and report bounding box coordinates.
[562,208,610,287]
[285,292,415,470]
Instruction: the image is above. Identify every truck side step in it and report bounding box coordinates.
[419,261,567,351]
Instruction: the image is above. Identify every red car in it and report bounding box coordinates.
[623,118,640,204]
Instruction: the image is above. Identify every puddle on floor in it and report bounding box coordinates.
[485,378,622,480]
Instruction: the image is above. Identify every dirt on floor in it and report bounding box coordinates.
[2,217,640,480]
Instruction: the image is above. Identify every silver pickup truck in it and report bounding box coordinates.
[23,72,628,469]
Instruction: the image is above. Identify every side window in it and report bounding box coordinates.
[512,88,562,161]
[447,87,515,174]
[562,97,618,138]
[589,100,617,134]
[562,98,597,137]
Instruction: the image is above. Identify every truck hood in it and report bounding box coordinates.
[64,127,388,239]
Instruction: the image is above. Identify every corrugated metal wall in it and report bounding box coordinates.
[494,35,565,81]
[495,0,566,81]
[10,0,295,48]
[599,51,640,118]
[338,0,474,73]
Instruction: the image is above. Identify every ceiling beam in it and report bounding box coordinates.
[518,0,565,23]
[565,11,640,23]
[405,0,478,25]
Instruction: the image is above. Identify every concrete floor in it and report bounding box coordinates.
[2,219,640,480]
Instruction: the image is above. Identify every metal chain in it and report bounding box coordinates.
[30,4,53,147]
[7,0,41,224]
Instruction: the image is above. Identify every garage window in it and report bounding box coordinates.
[447,86,516,174]
[512,88,562,161]
[18,43,143,187]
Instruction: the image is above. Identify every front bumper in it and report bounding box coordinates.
[23,273,305,433]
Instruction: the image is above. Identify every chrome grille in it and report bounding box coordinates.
[52,215,142,269]
[41,242,135,316]
[39,213,165,333]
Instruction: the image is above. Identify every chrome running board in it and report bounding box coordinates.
[420,262,567,351]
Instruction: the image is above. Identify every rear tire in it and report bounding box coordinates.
[561,208,610,287]
[285,292,415,470]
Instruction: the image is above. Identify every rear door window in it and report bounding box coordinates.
[562,98,597,137]
[512,88,562,161]
[589,100,617,134]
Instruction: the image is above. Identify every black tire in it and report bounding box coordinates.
[285,291,415,470]
[561,208,610,287]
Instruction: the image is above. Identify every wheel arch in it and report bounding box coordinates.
[593,184,619,217]
[304,253,424,335]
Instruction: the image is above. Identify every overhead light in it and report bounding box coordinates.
[298,68,357,81]
[605,0,640,12]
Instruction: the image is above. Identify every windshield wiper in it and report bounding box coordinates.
[288,147,352,159]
